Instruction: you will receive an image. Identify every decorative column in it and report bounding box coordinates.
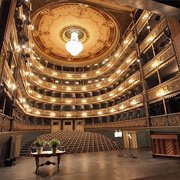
[0,54,5,91]
[92,117,94,124]
[132,12,150,126]
[166,17,180,71]
[0,98,6,132]
[0,0,17,52]
[156,69,168,116]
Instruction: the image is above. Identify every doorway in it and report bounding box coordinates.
[123,131,138,149]
[51,120,61,132]
[63,120,73,130]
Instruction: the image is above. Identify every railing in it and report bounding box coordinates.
[0,113,51,132]
[139,18,167,53]
[0,113,12,132]
[143,45,175,77]
[147,76,180,103]
[84,113,180,129]
[15,93,143,118]
[23,71,141,105]
[1,112,180,132]
[12,120,51,131]
[84,117,148,129]
[150,113,180,127]
[30,30,135,80]
[26,47,137,93]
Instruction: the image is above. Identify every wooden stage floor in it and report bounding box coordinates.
[1,148,180,180]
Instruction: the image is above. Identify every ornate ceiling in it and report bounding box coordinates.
[30,0,133,66]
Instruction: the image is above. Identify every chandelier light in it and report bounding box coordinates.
[66,31,83,56]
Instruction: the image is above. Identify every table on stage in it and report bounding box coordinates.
[31,150,65,174]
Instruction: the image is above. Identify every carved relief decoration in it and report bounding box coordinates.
[13,120,51,131]
[143,45,175,77]
[84,118,147,129]
[150,116,168,126]
[140,18,167,53]
[150,114,180,126]
[167,114,180,126]
[31,3,120,65]
[0,116,11,131]
[147,76,180,102]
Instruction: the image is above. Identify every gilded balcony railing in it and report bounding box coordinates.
[84,117,148,129]
[143,45,175,77]
[12,120,51,131]
[150,113,180,127]
[22,70,140,105]
[15,93,143,118]
[30,30,135,80]
[84,112,180,129]
[139,18,168,53]
[147,76,180,103]
[135,11,153,34]
[25,58,139,94]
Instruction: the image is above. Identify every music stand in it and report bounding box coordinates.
[114,130,124,157]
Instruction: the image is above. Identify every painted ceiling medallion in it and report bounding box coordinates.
[60,25,89,43]
[31,3,120,65]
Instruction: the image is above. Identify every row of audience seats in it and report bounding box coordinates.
[36,130,120,154]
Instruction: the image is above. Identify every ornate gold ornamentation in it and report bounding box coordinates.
[13,120,51,131]
[147,76,180,101]
[84,118,147,129]
[105,41,111,47]
[168,115,180,126]
[33,30,40,37]
[143,45,175,77]
[45,48,51,53]
[150,114,180,126]
[107,21,114,27]
[59,25,90,43]
[140,18,167,53]
[31,3,119,65]
[150,117,168,126]
[40,8,51,15]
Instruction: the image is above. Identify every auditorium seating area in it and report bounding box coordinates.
[37,130,119,154]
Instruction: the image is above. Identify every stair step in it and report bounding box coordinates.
[20,141,33,156]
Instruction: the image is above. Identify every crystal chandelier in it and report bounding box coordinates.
[66,31,83,56]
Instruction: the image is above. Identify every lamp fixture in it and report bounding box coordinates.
[66,31,83,56]
[114,130,122,137]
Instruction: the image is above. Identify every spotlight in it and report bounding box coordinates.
[15,17,23,25]
[159,39,170,47]
[155,15,160,21]
[22,45,26,49]
[147,25,150,29]
[159,42,166,47]
[137,58,140,63]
